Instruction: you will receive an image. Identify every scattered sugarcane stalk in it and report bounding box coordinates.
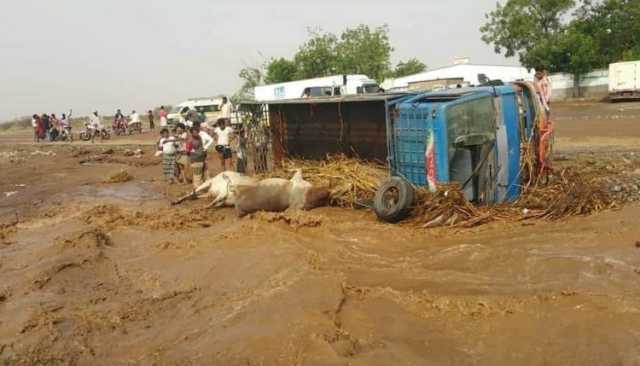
[264,154,621,229]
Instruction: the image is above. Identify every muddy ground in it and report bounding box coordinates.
[1,102,640,365]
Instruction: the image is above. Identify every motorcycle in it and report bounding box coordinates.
[127,121,143,134]
[59,126,74,142]
[79,122,111,141]
[113,117,128,136]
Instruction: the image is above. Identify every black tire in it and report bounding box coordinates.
[79,132,91,141]
[373,177,415,223]
[101,130,111,140]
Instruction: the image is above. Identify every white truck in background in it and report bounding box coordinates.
[254,74,381,102]
[609,61,640,101]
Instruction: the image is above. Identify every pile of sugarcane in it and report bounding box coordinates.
[268,154,388,208]
[409,185,493,228]
[513,168,616,220]
[270,154,617,228]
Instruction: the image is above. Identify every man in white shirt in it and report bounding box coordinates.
[219,96,233,124]
[59,111,72,141]
[88,111,104,143]
[31,114,39,143]
[90,111,103,130]
[199,128,214,151]
[213,119,234,171]
[129,110,140,126]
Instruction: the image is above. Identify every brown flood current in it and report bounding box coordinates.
[2,102,640,365]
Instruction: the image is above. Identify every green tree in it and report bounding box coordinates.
[480,0,576,63]
[293,29,338,79]
[264,58,298,84]
[559,29,600,93]
[253,24,423,86]
[334,25,393,82]
[526,25,600,96]
[390,58,427,78]
[574,0,640,64]
[234,67,263,101]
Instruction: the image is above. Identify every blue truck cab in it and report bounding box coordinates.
[375,83,543,222]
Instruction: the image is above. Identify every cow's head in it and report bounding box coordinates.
[303,186,331,210]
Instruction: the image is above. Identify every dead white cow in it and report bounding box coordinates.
[233,169,330,216]
[172,171,258,208]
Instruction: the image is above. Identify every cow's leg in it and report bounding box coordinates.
[194,180,212,195]
[172,191,197,205]
[172,180,212,205]
[205,193,227,209]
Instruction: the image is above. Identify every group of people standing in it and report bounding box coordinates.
[157,117,235,188]
[31,111,73,142]
[156,97,236,187]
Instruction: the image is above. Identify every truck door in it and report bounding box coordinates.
[494,95,509,202]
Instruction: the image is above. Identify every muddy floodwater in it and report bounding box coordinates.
[2,102,640,365]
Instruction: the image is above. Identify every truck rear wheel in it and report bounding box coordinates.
[373,177,415,223]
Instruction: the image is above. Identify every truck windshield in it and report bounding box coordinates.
[445,95,496,201]
[171,106,184,113]
[446,96,496,151]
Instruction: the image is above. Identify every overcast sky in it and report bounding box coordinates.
[0,0,514,122]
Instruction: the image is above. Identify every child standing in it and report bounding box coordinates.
[186,127,207,188]
[213,119,234,171]
[174,123,190,183]
[157,128,178,183]
[148,110,155,130]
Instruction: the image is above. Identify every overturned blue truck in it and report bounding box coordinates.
[241,81,553,223]
[376,81,553,222]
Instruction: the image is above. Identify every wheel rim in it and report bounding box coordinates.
[381,186,400,210]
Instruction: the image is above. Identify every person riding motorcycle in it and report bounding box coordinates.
[113,109,127,133]
[128,110,141,128]
[87,111,107,141]
[90,111,103,129]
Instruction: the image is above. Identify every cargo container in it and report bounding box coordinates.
[609,61,640,101]
[254,75,380,102]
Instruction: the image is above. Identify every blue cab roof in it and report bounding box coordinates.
[389,85,517,108]
[420,85,515,99]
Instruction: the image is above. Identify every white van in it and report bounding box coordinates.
[254,74,381,102]
[167,97,223,125]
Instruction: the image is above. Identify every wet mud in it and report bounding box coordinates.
[2,103,640,365]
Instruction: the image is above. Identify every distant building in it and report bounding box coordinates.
[381,63,535,92]
[550,69,609,100]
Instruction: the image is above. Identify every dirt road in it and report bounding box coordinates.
[1,102,640,365]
